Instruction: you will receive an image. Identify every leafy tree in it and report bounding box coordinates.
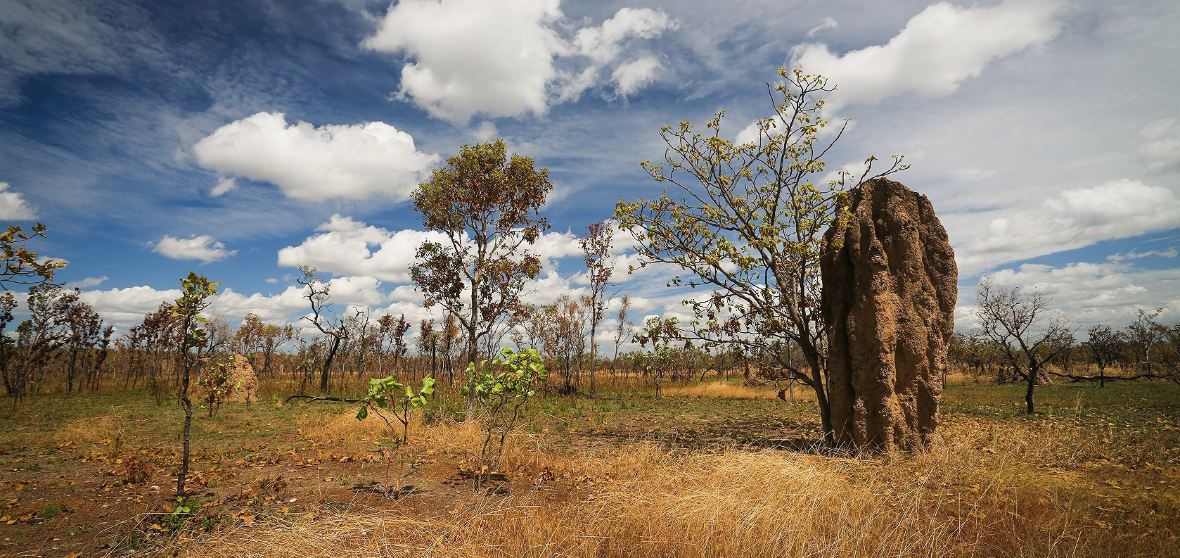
[634,316,680,396]
[61,292,104,393]
[579,221,614,394]
[410,139,553,407]
[538,295,588,395]
[0,224,64,291]
[612,294,632,366]
[356,375,435,445]
[376,313,411,377]
[975,279,1072,414]
[464,347,547,490]
[173,272,218,496]
[297,266,348,392]
[614,69,905,439]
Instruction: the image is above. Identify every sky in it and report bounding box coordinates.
[2,0,1179,345]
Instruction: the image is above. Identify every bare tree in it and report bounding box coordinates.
[1086,325,1123,388]
[297,266,348,393]
[975,279,1072,414]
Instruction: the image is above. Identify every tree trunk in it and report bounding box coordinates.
[1098,363,1105,388]
[177,364,193,496]
[320,334,341,393]
[1025,367,1036,414]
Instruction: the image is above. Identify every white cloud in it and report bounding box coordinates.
[363,0,566,125]
[153,234,237,263]
[363,2,674,124]
[78,285,182,327]
[1107,247,1178,262]
[807,17,838,37]
[192,112,438,202]
[611,56,662,97]
[210,176,237,197]
[791,0,1062,109]
[970,261,1180,330]
[573,7,676,65]
[1140,117,1180,173]
[956,179,1180,274]
[278,214,588,282]
[471,120,499,142]
[277,214,449,282]
[0,182,37,220]
[63,276,108,289]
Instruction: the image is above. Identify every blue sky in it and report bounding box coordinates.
[2,0,1179,339]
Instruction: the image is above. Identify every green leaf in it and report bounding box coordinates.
[356,406,368,420]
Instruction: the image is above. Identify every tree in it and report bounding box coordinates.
[1086,325,1124,388]
[7,284,71,404]
[0,224,64,291]
[538,295,588,395]
[464,347,547,490]
[410,139,552,407]
[297,266,348,393]
[634,316,680,397]
[172,272,218,496]
[61,292,104,394]
[612,295,632,366]
[235,313,294,378]
[376,314,411,377]
[580,221,614,395]
[614,69,904,439]
[975,279,1072,414]
[1125,309,1166,377]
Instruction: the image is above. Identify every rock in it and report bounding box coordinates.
[821,178,957,451]
[224,354,258,404]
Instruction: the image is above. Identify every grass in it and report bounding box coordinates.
[0,380,1178,557]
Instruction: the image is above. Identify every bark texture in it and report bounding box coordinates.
[822,178,957,451]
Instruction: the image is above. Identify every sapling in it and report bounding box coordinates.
[464,347,548,490]
[356,375,436,445]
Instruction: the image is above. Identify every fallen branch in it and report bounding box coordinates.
[1045,371,1161,383]
[284,394,362,404]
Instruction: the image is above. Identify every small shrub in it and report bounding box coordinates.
[464,347,548,490]
[356,375,435,445]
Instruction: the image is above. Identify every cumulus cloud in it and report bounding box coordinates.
[611,56,662,97]
[363,0,565,125]
[277,215,449,282]
[573,7,676,65]
[968,261,1180,330]
[278,214,589,282]
[1140,117,1180,173]
[192,112,438,202]
[956,179,1180,274]
[791,0,1062,109]
[0,182,37,220]
[153,234,237,263]
[78,285,182,327]
[363,1,674,124]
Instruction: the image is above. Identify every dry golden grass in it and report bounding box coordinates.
[662,381,779,399]
[53,413,123,448]
[181,414,1166,558]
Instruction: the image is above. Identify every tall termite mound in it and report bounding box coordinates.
[821,178,957,452]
